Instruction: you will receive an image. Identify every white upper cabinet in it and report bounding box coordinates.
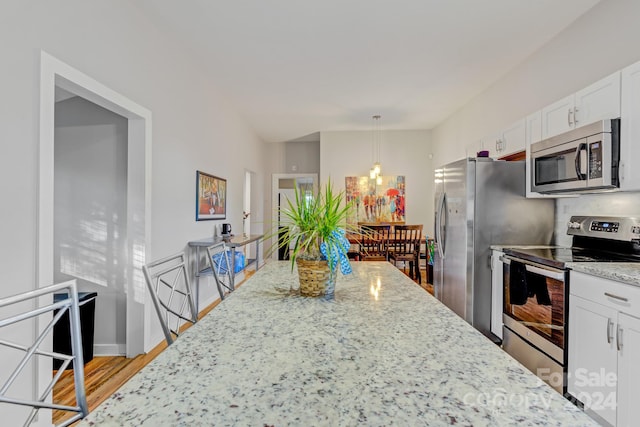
[499,119,526,157]
[542,71,621,140]
[541,94,575,139]
[526,110,542,145]
[480,132,501,158]
[620,60,640,191]
[526,111,542,198]
[575,72,621,126]
[483,119,526,159]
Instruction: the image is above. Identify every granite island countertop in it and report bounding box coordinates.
[80,261,596,426]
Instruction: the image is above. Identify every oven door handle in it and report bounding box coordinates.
[499,254,565,280]
[524,264,565,281]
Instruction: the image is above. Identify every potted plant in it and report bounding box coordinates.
[276,179,355,297]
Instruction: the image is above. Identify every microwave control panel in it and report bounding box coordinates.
[589,141,603,179]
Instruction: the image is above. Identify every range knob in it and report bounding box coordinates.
[568,221,582,230]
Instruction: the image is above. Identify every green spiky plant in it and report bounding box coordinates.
[275,179,355,271]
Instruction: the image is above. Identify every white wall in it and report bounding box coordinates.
[432,0,640,168]
[285,139,320,174]
[55,95,128,356]
[430,0,640,244]
[320,130,434,236]
[0,2,265,423]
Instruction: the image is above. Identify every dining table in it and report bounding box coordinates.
[79,261,596,426]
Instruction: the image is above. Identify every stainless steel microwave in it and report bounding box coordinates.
[530,118,620,194]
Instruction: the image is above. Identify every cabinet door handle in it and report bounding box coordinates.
[573,107,579,125]
[568,108,574,126]
[617,325,623,351]
[607,318,613,344]
[604,292,629,302]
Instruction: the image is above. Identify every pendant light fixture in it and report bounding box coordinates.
[370,115,383,184]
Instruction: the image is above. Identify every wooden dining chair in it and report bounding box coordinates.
[206,242,234,301]
[142,252,198,346]
[359,224,391,261]
[0,280,88,426]
[388,224,423,282]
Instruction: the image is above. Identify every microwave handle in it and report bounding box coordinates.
[574,142,587,180]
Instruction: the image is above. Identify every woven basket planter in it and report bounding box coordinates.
[296,259,332,297]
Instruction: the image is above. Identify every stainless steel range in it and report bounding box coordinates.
[498,216,640,394]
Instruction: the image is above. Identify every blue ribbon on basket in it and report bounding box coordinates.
[320,228,352,275]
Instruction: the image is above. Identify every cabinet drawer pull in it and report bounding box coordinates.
[617,325,623,351]
[604,292,629,302]
[607,318,613,344]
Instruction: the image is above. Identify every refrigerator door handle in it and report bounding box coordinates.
[436,193,447,259]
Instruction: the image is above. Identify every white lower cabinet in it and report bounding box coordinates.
[568,271,640,427]
[568,295,618,426]
[616,313,640,427]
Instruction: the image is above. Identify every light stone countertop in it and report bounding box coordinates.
[80,261,596,426]
[567,262,640,287]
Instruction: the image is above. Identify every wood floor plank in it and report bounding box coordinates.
[52,270,255,425]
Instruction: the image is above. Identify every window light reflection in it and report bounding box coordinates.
[370,277,382,300]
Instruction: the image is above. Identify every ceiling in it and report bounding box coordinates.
[134,0,600,142]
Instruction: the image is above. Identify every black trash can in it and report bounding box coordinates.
[53,292,97,370]
[278,226,290,260]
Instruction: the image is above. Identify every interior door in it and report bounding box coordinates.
[272,174,317,260]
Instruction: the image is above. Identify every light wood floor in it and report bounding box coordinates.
[51,270,254,425]
[52,267,432,425]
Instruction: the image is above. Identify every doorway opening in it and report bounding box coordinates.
[271,173,318,260]
[39,52,152,414]
[54,92,128,357]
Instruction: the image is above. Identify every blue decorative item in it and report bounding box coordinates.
[320,228,352,275]
[212,250,245,274]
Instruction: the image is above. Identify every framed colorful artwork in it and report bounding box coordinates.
[196,171,226,221]
[345,175,405,225]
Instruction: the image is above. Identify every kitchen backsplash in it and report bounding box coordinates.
[554,192,640,246]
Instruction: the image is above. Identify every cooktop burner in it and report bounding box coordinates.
[502,246,640,269]
[503,216,640,269]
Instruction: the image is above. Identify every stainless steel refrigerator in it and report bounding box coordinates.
[433,158,554,338]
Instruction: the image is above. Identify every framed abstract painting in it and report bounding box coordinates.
[345,175,405,225]
[196,171,226,221]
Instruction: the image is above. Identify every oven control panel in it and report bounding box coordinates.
[567,216,640,241]
[590,221,619,232]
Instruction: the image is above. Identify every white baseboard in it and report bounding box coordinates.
[93,343,126,357]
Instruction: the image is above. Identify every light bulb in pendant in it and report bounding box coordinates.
[373,162,381,175]
[376,175,383,185]
[370,169,376,179]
